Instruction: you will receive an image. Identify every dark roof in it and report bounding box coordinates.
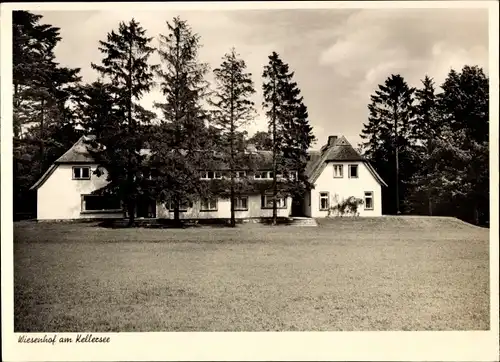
[55,135,96,164]
[31,134,387,189]
[307,136,387,186]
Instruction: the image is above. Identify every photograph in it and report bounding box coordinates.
[2,1,498,361]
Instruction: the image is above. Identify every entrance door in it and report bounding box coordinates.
[291,196,304,217]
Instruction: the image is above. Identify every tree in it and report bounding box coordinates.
[210,48,256,227]
[248,131,272,150]
[360,74,416,215]
[279,75,316,201]
[12,11,81,219]
[262,51,315,224]
[405,76,440,215]
[433,66,489,224]
[89,19,156,226]
[152,17,214,225]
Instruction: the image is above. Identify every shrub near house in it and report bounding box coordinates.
[30,135,386,220]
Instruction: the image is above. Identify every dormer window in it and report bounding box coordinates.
[73,166,90,180]
[333,164,343,178]
[348,164,358,178]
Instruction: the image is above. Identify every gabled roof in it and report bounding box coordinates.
[55,135,96,164]
[29,164,57,191]
[306,135,387,187]
[30,134,387,190]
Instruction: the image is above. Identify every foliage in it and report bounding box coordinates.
[151,17,214,224]
[87,18,157,226]
[209,47,256,226]
[404,66,489,225]
[247,131,273,150]
[262,51,316,224]
[13,11,82,217]
[360,74,417,215]
[327,196,364,217]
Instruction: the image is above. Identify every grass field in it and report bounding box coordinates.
[13,217,489,331]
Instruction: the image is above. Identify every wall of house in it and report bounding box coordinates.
[37,164,122,220]
[156,194,292,219]
[311,161,382,217]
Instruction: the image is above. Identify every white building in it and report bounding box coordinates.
[30,135,386,221]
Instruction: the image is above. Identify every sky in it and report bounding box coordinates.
[36,7,489,149]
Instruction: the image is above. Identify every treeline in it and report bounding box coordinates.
[13,11,489,227]
[361,69,489,226]
[13,12,315,226]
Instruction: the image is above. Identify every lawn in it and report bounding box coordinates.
[13,217,489,331]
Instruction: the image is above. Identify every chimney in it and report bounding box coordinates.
[328,135,338,147]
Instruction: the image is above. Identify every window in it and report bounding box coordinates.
[348,164,358,178]
[261,195,286,209]
[364,192,374,210]
[168,199,192,211]
[235,196,248,211]
[201,197,218,211]
[319,192,329,211]
[81,195,121,212]
[73,166,91,180]
[235,171,247,178]
[254,171,273,180]
[333,164,343,178]
[201,171,223,180]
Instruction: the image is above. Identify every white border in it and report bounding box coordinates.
[1,2,499,361]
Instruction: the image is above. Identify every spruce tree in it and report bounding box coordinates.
[360,74,416,214]
[210,48,256,227]
[262,51,315,224]
[406,76,439,215]
[89,19,156,226]
[152,17,213,225]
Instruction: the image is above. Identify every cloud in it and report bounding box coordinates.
[36,8,489,149]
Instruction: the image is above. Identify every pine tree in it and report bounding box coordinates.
[89,19,156,226]
[210,48,256,227]
[152,17,213,225]
[360,74,416,215]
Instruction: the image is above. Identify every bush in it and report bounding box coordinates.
[328,196,364,217]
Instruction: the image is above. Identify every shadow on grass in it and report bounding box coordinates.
[98,217,294,229]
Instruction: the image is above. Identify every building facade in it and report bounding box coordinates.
[30,135,386,220]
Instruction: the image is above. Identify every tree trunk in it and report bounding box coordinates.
[39,97,45,176]
[126,37,135,228]
[229,69,236,228]
[271,78,278,226]
[230,184,235,227]
[173,198,181,227]
[173,207,181,227]
[127,200,135,227]
[473,203,479,225]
